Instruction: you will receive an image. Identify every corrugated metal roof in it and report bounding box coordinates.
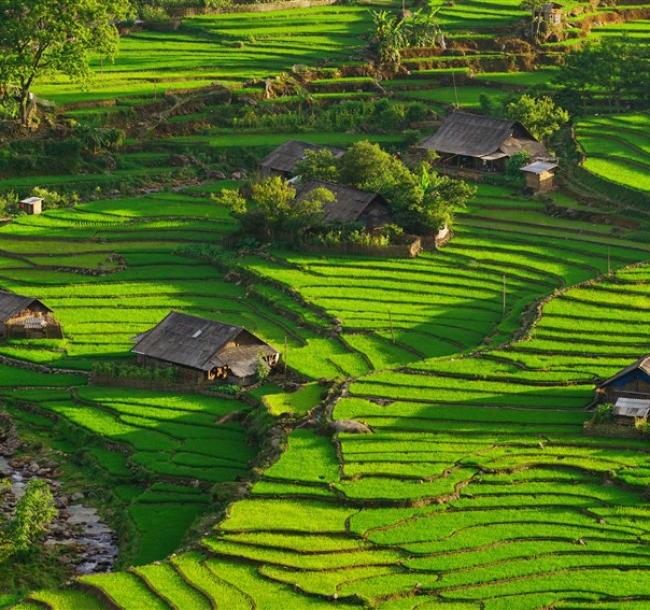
[0,291,50,322]
[614,398,650,418]
[521,161,558,174]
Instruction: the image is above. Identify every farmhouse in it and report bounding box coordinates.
[18,196,43,215]
[260,141,344,179]
[418,112,548,172]
[597,355,650,403]
[296,180,391,229]
[520,160,558,193]
[132,311,280,385]
[0,291,62,339]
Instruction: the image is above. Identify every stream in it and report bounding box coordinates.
[0,453,119,574]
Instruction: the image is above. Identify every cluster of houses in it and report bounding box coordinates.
[259,112,559,239]
[2,287,649,416]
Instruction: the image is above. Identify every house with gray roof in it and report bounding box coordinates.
[259,141,344,179]
[295,180,391,229]
[0,291,62,339]
[418,111,548,172]
[132,312,279,385]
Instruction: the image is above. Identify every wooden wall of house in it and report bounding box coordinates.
[137,354,206,383]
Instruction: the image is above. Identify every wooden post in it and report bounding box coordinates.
[284,335,288,379]
[502,274,507,315]
[388,311,395,344]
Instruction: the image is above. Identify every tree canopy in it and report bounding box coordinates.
[0,0,132,125]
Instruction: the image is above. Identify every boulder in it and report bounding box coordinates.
[330,419,372,434]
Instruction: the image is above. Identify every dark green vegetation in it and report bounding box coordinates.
[1,0,650,607]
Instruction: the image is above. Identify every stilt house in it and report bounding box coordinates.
[0,291,62,338]
[132,312,280,385]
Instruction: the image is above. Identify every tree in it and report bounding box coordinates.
[519,0,547,43]
[216,177,333,244]
[0,0,132,126]
[504,94,569,142]
[555,41,650,112]
[368,10,405,74]
[294,149,340,183]
[0,479,57,562]
[396,164,476,235]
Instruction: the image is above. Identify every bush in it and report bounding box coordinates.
[594,402,614,423]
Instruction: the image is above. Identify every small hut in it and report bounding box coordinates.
[18,196,43,215]
[132,312,280,385]
[520,160,558,193]
[535,2,563,26]
[259,141,344,179]
[295,180,391,230]
[417,112,548,173]
[0,291,62,339]
[596,355,650,403]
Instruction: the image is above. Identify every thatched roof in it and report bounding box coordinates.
[296,180,387,225]
[132,312,277,374]
[419,112,547,159]
[260,141,344,175]
[0,291,50,322]
[599,355,650,388]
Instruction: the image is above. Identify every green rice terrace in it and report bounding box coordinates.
[1,0,650,608]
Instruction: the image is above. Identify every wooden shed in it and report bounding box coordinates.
[520,160,558,193]
[418,112,548,173]
[535,2,563,26]
[18,196,43,215]
[0,291,62,339]
[295,180,391,230]
[259,141,344,179]
[132,312,280,385]
[596,355,650,403]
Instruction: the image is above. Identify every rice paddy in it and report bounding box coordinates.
[4,0,650,607]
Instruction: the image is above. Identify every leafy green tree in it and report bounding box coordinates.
[0,479,57,562]
[555,41,650,112]
[368,10,405,73]
[504,94,569,142]
[216,177,332,244]
[294,149,340,182]
[396,165,476,235]
[0,0,132,126]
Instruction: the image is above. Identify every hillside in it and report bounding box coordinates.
[1,0,650,608]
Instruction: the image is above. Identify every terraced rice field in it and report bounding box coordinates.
[576,112,650,195]
[4,165,650,609]
[33,7,373,106]
[12,185,650,608]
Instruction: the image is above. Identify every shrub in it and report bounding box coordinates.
[594,402,614,423]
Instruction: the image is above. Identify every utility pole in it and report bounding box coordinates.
[607,246,611,277]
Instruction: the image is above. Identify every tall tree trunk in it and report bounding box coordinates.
[19,89,30,128]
